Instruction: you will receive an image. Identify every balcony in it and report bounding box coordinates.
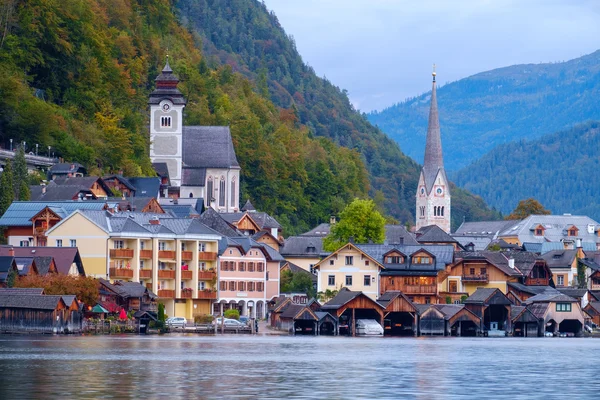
[403,285,436,294]
[109,267,134,279]
[157,289,175,298]
[198,270,216,280]
[462,274,489,283]
[110,248,134,258]
[139,250,153,259]
[526,278,549,286]
[198,251,218,261]
[158,250,176,259]
[181,251,193,261]
[181,290,193,299]
[158,270,175,279]
[181,270,193,280]
[196,290,217,300]
[139,269,152,279]
[34,226,47,237]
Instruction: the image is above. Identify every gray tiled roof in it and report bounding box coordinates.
[198,208,242,237]
[128,177,161,198]
[103,175,136,191]
[455,220,519,237]
[241,200,255,211]
[507,282,552,296]
[455,251,523,277]
[280,236,323,257]
[321,288,383,310]
[301,223,331,237]
[416,225,459,244]
[0,288,45,295]
[220,212,282,230]
[556,288,588,299]
[385,225,418,245]
[525,287,577,304]
[49,162,86,175]
[152,162,170,179]
[162,205,200,218]
[15,257,34,276]
[452,235,492,251]
[499,214,600,246]
[540,250,577,268]
[357,244,454,272]
[0,247,83,276]
[0,294,66,310]
[377,291,415,310]
[33,256,53,276]
[182,126,239,169]
[30,182,95,201]
[99,279,157,299]
[526,302,549,319]
[464,288,506,304]
[181,167,207,187]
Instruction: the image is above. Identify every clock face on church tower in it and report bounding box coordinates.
[162,103,171,112]
[436,187,443,195]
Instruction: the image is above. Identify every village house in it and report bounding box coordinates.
[463,288,514,336]
[415,225,463,250]
[0,246,85,276]
[524,287,585,336]
[313,243,384,301]
[44,210,222,318]
[98,279,157,313]
[102,175,137,197]
[31,176,112,201]
[47,162,86,180]
[416,303,481,337]
[280,235,325,273]
[320,288,384,336]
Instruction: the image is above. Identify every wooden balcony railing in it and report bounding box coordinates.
[196,290,217,299]
[109,267,134,279]
[158,270,175,279]
[526,278,549,286]
[157,289,175,298]
[198,270,216,280]
[139,269,152,279]
[139,250,153,259]
[462,274,489,282]
[403,285,436,294]
[181,270,193,280]
[181,251,193,261]
[158,250,176,259]
[198,251,217,261]
[181,290,193,299]
[110,249,134,258]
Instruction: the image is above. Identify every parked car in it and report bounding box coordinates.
[239,316,250,325]
[215,318,246,327]
[355,319,383,336]
[166,317,187,329]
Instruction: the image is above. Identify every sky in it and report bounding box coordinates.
[263,0,600,112]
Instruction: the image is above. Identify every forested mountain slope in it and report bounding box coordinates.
[0,0,369,234]
[454,121,600,220]
[368,51,600,171]
[175,0,501,228]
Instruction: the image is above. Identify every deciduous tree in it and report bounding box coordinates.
[505,198,551,220]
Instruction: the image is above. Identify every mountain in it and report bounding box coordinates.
[174,0,501,229]
[368,51,600,171]
[454,121,600,220]
[0,0,369,235]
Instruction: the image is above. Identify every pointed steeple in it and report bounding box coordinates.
[149,55,186,106]
[422,64,445,193]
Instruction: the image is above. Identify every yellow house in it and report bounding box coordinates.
[46,210,222,319]
[313,243,383,300]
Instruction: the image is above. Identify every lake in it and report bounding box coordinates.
[0,334,598,399]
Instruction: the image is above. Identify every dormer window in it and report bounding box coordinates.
[413,256,432,264]
[533,225,545,236]
[385,256,403,264]
[566,226,578,237]
[160,116,171,127]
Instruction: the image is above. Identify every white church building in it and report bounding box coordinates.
[149,59,240,212]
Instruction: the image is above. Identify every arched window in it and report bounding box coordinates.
[189,192,193,198]
[434,206,437,217]
[207,177,213,206]
[219,177,225,207]
[441,206,444,216]
[230,177,236,208]
[160,116,171,127]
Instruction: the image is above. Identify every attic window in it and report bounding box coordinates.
[534,225,545,236]
[567,226,578,237]
[413,256,431,264]
[386,256,403,264]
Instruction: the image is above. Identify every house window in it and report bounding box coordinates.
[140,260,145,269]
[364,275,371,286]
[386,256,401,264]
[56,239,62,247]
[534,227,544,236]
[220,281,227,291]
[199,281,206,290]
[257,262,265,272]
[159,242,167,251]
[70,239,77,247]
[229,281,236,291]
[425,297,431,304]
[257,282,264,292]
[199,243,206,252]
[114,240,124,249]
[345,275,353,286]
[328,275,335,286]
[200,262,206,270]
[248,262,255,272]
[140,241,145,250]
[345,256,353,265]
[181,242,186,251]
[266,271,269,281]
[248,282,255,292]
[365,260,370,266]
[568,229,577,237]
[480,268,487,276]
[159,262,166,270]
[329,259,334,266]
[19,240,29,247]
[309,264,315,274]
[470,268,475,275]
[557,275,564,286]
[413,256,431,264]
[160,116,171,127]
[238,281,246,291]
[219,177,225,207]
[556,303,572,312]
[238,262,245,272]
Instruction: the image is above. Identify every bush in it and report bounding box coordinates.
[194,314,214,324]
[224,309,240,320]
[460,295,468,304]
[445,296,452,304]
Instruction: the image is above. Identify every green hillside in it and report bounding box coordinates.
[174,0,501,228]
[0,0,369,235]
[454,121,600,220]
[368,51,600,171]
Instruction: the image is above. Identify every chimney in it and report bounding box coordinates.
[576,238,584,259]
[8,246,14,257]
[330,216,336,225]
[149,217,160,225]
[508,258,515,269]
[42,185,46,194]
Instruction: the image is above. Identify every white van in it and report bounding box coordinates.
[355,319,383,336]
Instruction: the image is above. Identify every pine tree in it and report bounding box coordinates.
[13,147,28,200]
[0,160,14,216]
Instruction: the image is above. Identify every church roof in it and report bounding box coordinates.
[421,73,449,195]
[242,200,255,211]
[149,59,185,105]
[182,126,240,171]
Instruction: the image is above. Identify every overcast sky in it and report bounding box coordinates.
[263,0,600,112]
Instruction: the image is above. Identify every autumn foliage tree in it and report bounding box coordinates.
[15,275,99,306]
[506,198,551,220]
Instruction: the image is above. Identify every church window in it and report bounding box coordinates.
[219,177,226,207]
[160,116,171,127]
[441,206,444,216]
[420,187,425,195]
[434,207,437,217]
[230,178,236,208]
[207,177,213,205]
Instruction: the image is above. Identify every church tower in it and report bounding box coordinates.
[149,58,186,187]
[415,67,451,233]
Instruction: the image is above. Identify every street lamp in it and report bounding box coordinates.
[48,146,51,158]
[9,139,12,151]
[22,141,26,151]
[36,144,39,156]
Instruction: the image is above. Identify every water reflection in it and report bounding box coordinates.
[0,335,598,399]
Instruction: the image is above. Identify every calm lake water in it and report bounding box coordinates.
[0,334,598,399]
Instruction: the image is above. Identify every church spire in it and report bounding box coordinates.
[422,64,444,193]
